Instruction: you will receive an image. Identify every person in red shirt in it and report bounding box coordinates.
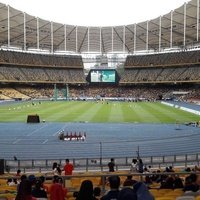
[49,176,65,200]
[63,159,74,175]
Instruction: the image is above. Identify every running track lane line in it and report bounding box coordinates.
[53,124,68,136]
[42,139,48,144]
[13,139,21,144]
[27,123,50,136]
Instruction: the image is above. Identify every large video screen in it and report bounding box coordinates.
[90,70,116,83]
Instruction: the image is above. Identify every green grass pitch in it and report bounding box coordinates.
[0,101,199,123]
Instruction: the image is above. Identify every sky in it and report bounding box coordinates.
[0,0,188,26]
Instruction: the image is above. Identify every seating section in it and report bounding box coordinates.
[1,169,200,200]
[125,50,200,67]
[120,66,200,83]
[0,66,85,83]
[0,50,83,67]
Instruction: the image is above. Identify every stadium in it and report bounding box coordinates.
[0,0,200,199]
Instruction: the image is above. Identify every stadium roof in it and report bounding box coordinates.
[0,0,199,54]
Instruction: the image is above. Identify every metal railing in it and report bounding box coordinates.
[4,153,200,173]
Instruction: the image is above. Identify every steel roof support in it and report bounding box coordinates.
[7,5,10,47]
[88,27,90,52]
[37,17,39,49]
[170,10,173,48]
[159,16,162,52]
[51,21,53,53]
[64,24,66,51]
[112,27,114,52]
[197,0,199,41]
[23,12,26,50]
[123,26,125,52]
[134,23,136,54]
[76,26,78,53]
[184,2,187,47]
[100,27,102,54]
[146,21,149,51]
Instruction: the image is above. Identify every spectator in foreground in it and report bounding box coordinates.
[133,181,154,200]
[15,179,37,200]
[63,159,74,175]
[123,175,137,187]
[118,187,137,200]
[49,176,65,200]
[32,179,47,199]
[101,176,120,200]
[76,180,97,200]
[94,186,101,199]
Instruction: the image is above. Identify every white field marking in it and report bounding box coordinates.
[42,139,48,144]
[13,139,21,144]
[53,124,68,136]
[27,123,50,136]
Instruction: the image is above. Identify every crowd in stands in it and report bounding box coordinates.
[0,50,83,67]
[2,157,200,200]
[0,65,85,84]
[120,66,200,83]
[125,50,200,67]
[0,84,199,101]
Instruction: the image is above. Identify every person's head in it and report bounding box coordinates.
[77,180,94,199]
[132,159,137,164]
[52,162,58,169]
[28,174,36,185]
[7,178,12,184]
[126,175,133,180]
[35,179,42,190]
[17,169,21,175]
[39,176,45,184]
[111,158,114,162]
[133,182,154,200]
[185,173,197,185]
[118,187,137,200]
[18,179,32,197]
[65,159,69,163]
[20,174,27,182]
[139,159,143,163]
[57,177,64,185]
[52,175,59,183]
[93,187,101,197]
[108,176,120,189]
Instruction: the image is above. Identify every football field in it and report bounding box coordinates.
[0,101,199,123]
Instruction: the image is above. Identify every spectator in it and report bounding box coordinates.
[118,187,137,200]
[101,176,120,200]
[15,179,37,200]
[108,158,115,172]
[94,187,101,200]
[32,179,47,199]
[133,181,154,200]
[123,175,137,187]
[7,178,17,186]
[137,159,144,173]
[52,162,61,175]
[130,159,137,172]
[63,159,74,175]
[49,176,65,200]
[16,169,21,177]
[76,180,97,200]
[183,173,199,192]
